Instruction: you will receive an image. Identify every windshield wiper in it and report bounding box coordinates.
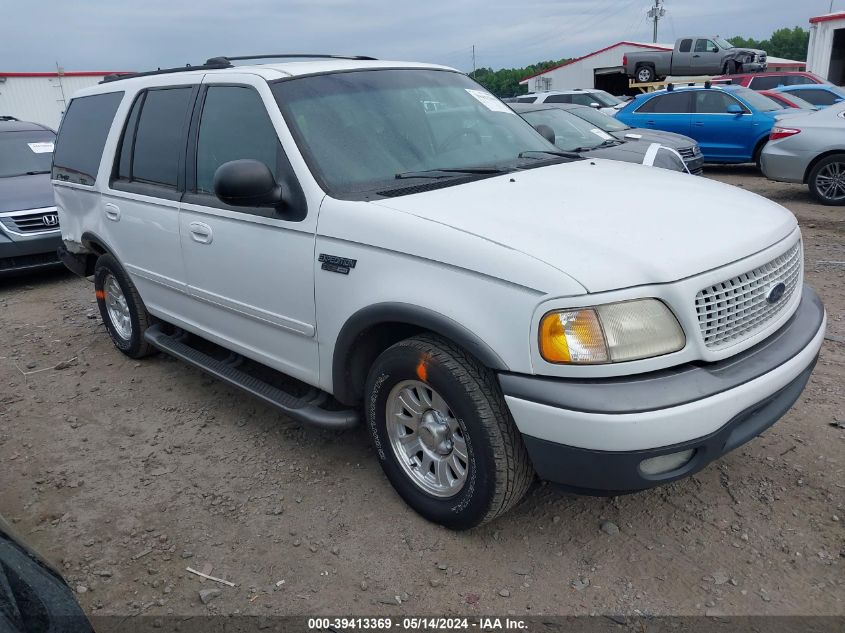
[571,139,622,153]
[25,170,51,175]
[395,167,506,180]
[517,149,581,160]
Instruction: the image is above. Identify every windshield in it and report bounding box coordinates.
[734,88,781,112]
[716,37,735,49]
[567,105,630,131]
[0,130,55,178]
[590,90,623,107]
[519,108,617,151]
[271,69,562,197]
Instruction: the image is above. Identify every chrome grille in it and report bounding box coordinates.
[695,241,802,350]
[0,209,60,234]
[677,146,699,159]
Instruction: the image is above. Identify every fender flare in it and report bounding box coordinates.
[331,302,510,404]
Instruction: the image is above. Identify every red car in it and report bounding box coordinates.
[759,89,819,110]
[712,71,825,90]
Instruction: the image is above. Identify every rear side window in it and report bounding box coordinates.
[516,96,537,103]
[52,91,123,185]
[749,76,783,90]
[636,92,691,113]
[678,39,692,53]
[130,88,194,187]
[543,94,571,103]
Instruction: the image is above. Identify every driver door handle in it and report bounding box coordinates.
[189,221,213,244]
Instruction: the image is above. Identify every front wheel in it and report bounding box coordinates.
[364,334,534,529]
[808,154,845,205]
[94,254,157,358]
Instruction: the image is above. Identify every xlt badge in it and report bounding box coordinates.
[319,254,357,275]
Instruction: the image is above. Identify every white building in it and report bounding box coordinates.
[807,12,845,84]
[519,41,807,95]
[0,71,126,129]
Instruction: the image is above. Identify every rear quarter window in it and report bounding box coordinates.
[52,91,124,185]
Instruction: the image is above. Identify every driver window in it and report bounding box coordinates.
[695,39,718,53]
[196,86,281,194]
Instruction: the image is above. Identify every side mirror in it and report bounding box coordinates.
[590,102,601,109]
[213,160,284,208]
[726,104,744,115]
[533,124,556,144]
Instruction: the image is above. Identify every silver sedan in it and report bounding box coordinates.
[761,102,845,205]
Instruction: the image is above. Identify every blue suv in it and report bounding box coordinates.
[615,85,810,165]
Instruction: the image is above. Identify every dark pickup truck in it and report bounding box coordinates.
[624,37,767,83]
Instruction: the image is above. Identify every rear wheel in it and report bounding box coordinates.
[808,154,845,205]
[364,334,534,529]
[94,254,157,358]
[636,65,655,83]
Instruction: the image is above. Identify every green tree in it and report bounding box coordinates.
[728,26,810,61]
[469,59,568,97]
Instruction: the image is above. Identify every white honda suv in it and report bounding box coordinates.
[53,55,826,529]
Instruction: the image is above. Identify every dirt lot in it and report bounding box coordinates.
[0,167,842,619]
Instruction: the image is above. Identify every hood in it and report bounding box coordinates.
[371,159,796,293]
[0,173,55,213]
[580,142,685,172]
[611,128,696,150]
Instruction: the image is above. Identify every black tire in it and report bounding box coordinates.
[753,140,767,171]
[724,60,741,75]
[94,253,157,358]
[364,334,534,530]
[635,65,655,83]
[807,154,845,206]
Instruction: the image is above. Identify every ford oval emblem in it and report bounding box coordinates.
[766,282,787,304]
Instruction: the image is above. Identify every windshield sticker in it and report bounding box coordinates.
[28,142,54,154]
[465,89,515,114]
[590,128,614,141]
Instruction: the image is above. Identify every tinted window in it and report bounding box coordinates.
[131,88,193,186]
[749,76,784,90]
[694,91,743,113]
[543,94,570,103]
[52,91,123,185]
[678,39,693,53]
[569,94,599,106]
[0,130,55,178]
[785,75,815,86]
[694,39,718,53]
[790,89,839,106]
[638,92,692,113]
[117,94,143,180]
[516,96,537,103]
[196,86,281,194]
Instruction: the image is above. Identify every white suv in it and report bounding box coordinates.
[514,89,626,114]
[53,55,826,529]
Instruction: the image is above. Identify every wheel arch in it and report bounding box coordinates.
[71,231,117,276]
[803,150,845,184]
[332,303,509,406]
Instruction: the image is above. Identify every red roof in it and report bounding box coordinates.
[0,71,130,78]
[809,12,845,24]
[520,41,670,82]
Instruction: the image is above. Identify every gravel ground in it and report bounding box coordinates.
[0,167,842,619]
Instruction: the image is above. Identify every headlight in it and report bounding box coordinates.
[539,299,685,364]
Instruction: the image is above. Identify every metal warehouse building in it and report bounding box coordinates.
[519,41,807,95]
[0,71,124,129]
[807,12,845,84]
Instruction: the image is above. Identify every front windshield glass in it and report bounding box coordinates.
[271,69,561,197]
[0,130,55,178]
[735,88,781,112]
[519,108,616,151]
[591,90,623,107]
[716,37,735,49]
[568,105,630,131]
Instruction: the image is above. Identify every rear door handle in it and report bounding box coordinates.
[104,203,120,221]
[189,221,213,244]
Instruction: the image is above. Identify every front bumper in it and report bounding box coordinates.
[0,230,63,277]
[742,62,767,73]
[500,285,825,493]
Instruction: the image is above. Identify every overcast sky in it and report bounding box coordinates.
[0,0,837,73]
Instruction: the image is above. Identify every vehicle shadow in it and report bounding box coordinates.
[0,266,74,290]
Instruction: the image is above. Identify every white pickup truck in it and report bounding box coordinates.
[53,55,825,529]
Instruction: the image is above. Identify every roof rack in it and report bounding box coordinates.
[100,54,378,84]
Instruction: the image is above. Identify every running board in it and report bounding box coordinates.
[144,324,359,430]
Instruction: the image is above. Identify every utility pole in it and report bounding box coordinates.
[647,0,666,43]
[472,45,476,74]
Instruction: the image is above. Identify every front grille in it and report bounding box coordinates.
[0,251,60,272]
[677,146,701,160]
[695,241,802,350]
[0,209,60,234]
